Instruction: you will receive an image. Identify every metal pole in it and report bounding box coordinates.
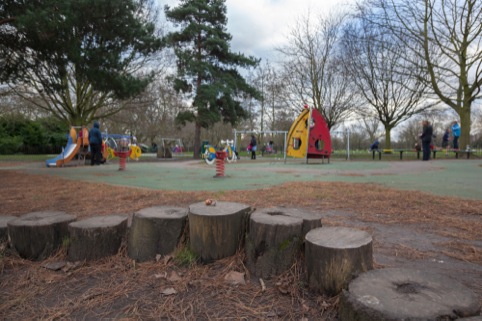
[284,131,287,164]
[346,129,350,161]
[305,106,312,164]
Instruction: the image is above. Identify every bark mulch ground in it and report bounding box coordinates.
[0,169,481,320]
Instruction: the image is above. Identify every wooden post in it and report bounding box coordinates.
[8,211,76,260]
[305,227,373,296]
[189,201,251,263]
[245,209,303,278]
[68,215,127,261]
[128,206,188,262]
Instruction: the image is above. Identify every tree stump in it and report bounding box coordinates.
[68,215,127,261]
[305,226,373,296]
[189,201,251,263]
[0,216,16,242]
[7,211,76,260]
[339,268,481,321]
[263,207,323,237]
[128,206,188,262]
[245,208,304,279]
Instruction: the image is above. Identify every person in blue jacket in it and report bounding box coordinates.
[451,121,461,150]
[369,138,380,151]
[89,121,103,166]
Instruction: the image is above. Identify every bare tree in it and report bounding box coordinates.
[362,117,382,142]
[105,76,186,145]
[366,0,482,148]
[278,11,356,129]
[342,14,434,148]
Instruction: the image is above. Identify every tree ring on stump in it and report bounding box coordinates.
[339,268,481,320]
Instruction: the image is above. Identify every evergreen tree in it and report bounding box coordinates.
[164,0,260,158]
[1,0,163,124]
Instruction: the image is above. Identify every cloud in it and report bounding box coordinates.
[226,0,350,61]
[162,0,354,61]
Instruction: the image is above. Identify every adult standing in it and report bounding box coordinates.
[89,121,103,166]
[451,121,461,150]
[420,120,433,161]
[250,135,257,160]
[442,128,450,149]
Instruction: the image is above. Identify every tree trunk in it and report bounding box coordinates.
[339,268,481,321]
[68,215,127,261]
[245,209,303,279]
[305,227,373,296]
[193,122,201,159]
[384,125,392,149]
[8,211,76,260]
[128,206,188,262]
[188,201,251,263]
[459,106,471,149]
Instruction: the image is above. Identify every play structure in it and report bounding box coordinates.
[46,127,142,167]
[286,105,332,162]
[202,140,237,165]
[45,127,89,167]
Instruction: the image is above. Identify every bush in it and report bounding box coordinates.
[0,136,23,154]
[0,115,69,155]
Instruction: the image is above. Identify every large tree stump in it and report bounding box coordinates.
[128,206,188,262]
[68,215,127,261]
[0,216,16,242]
[263,207,323,237]
[339,268,481,321]
[245,208,304,279]
[305,227,373,296]
[189,201,251,263]
[7,211,76,260]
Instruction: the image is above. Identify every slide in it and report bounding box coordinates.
[45,137,82,167]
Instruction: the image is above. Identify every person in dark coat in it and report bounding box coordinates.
[420,120,433,161]
[369,138,380,151]
[250,135,257,160]
[89,121,103,166]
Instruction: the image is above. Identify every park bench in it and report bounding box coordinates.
[452,150,474,159]
[396,149,439,160]
[372,149,438,160]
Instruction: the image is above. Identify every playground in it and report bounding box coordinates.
[0,156,481,320]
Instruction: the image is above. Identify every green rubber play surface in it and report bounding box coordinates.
[6,158,482,200]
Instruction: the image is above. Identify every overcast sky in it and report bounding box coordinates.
[163,0,356,62]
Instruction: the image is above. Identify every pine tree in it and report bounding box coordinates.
[164,0,260,158]
[1,0,163,124]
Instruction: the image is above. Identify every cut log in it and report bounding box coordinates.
[68,215,127,261]
[339,268,481,321]
[128,206,188,262]
[305,227,373,296]
[7,211,76,260]
[245,209,304,279]
[262,207,323,237]
[189,201,251,263]
[0,216,16,242]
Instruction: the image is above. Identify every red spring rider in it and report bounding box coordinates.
[114,138,131,170]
